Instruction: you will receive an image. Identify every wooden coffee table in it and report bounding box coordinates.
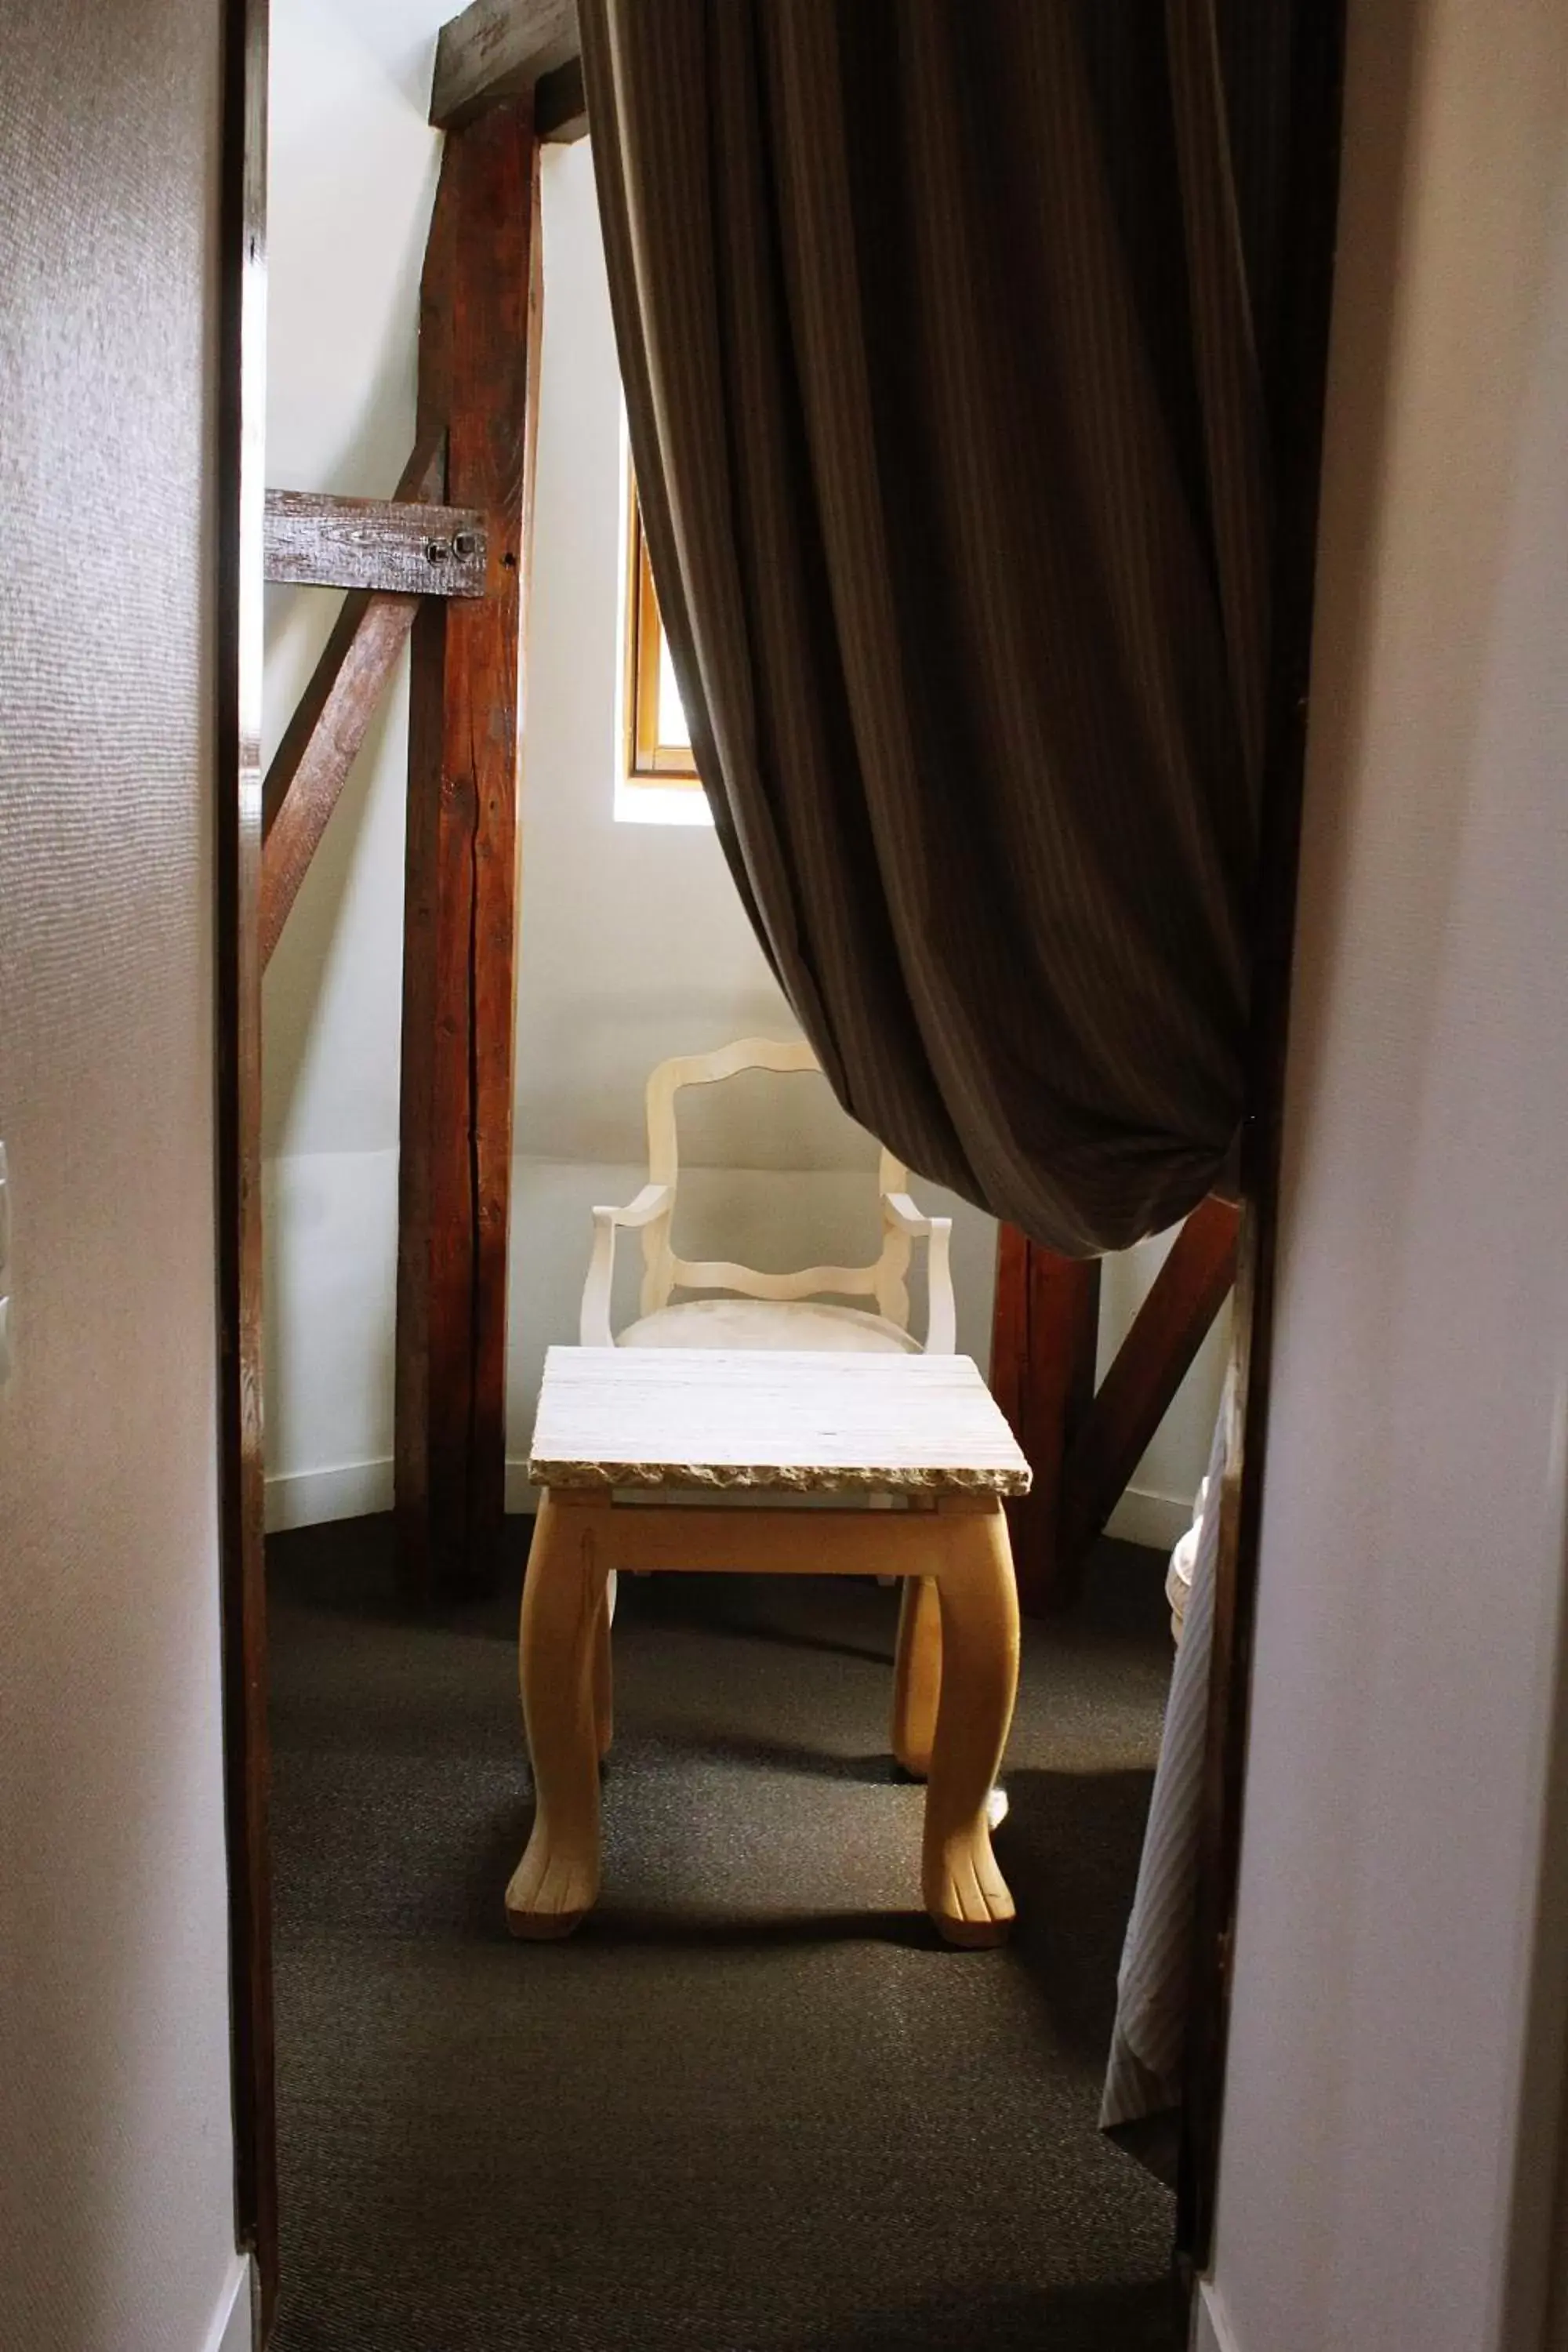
[507,1347,1031,1947]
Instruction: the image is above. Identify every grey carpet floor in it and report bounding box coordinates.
[267,1519,1182,2352]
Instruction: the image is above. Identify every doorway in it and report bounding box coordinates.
[220,2,1345,2340]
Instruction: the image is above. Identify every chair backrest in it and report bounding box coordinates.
[638,1038,914,1328]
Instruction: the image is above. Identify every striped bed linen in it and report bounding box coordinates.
[1102,1380,1232,2176]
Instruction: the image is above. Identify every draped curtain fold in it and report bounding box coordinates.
[581,0,1298,1256]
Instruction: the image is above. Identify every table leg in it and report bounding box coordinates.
[506,1493,607,1940]
[593,1570,614,1762]
[924,1501,1020,1947]
[891,1575,942,1778]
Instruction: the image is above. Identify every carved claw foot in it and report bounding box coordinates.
[924,1822,1016,1949]
[505,1820,599,1941]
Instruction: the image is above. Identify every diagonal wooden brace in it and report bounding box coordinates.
[258,430,447,971]
[991,1197,1240,1612]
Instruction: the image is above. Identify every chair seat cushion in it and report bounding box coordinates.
[618,1298,920,1353]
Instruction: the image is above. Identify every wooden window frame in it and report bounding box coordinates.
[623,474,701,786]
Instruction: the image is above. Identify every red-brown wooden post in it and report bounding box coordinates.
[395,95,542,1595]
[989,1226,1102,1614]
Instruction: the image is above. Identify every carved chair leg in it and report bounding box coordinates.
[891,1575,942,1778]
[922,1501,1020,1947]
[506,1494,606,1940]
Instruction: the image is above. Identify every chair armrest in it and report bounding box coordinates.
[579,1184,673,1346]
[881,1189,935,1237]
[599,1183,673,1230]
[880,1191,956,1355]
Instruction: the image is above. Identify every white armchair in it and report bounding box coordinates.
[578,1037,957,1356]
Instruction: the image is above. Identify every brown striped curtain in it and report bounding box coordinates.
[580,0,1299,1254]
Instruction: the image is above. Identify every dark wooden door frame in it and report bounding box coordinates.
[216,0,275,2328]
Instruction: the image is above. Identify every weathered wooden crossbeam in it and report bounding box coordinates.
[264,489,487,597]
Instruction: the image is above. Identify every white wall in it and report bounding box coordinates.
[261,0,442,1528]
[0,2,245,2347]
[262,26,1224,1540]
[1204,3,1568,2348]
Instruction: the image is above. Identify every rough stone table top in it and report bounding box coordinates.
[527,1346,1033,1496]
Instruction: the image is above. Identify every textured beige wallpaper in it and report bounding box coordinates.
[0,4,242,2349]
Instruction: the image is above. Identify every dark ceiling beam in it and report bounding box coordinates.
[430,0,579,132]
[534,54,587,143]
